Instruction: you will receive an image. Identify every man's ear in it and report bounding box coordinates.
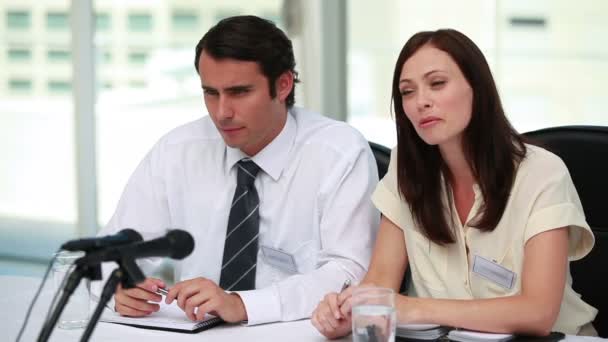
[275,71,294,103]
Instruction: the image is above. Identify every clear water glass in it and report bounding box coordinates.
[352,287,397,342]
[52,250,90,329]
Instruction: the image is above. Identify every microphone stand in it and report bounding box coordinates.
[79,258,144,342]
[38,229,193,341]
[37,262,101,342]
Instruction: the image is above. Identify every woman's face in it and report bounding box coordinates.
[398,43,473,149]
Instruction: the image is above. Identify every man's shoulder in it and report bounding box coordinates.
[158,115,222,147]
[291,107,369,149]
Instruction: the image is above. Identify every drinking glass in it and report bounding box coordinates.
[351,287,397,342]
[52,250,90,329]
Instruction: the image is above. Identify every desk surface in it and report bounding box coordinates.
[2,275,343,341]
[2,275,604,342]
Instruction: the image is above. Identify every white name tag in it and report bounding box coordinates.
[261,246,298,273]
[472,255,516,289]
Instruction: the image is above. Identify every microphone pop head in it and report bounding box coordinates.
[120,228,143,244]
[61,228,142,251]
[166,229,195,260]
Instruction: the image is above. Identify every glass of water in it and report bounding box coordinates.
[351,287,397,342]
[52,250,90,329]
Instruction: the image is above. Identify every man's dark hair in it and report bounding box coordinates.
[194,15,299,108]
[391,29,527,244]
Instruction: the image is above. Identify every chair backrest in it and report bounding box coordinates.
[523,125,608,337]
[369,141,391,178]
[368,141,412,293]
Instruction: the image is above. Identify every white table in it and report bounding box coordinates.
[3,275,340,341]
[2,275,604,341]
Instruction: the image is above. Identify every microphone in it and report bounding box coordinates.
[61,228,143,252]
[78,229,195,265]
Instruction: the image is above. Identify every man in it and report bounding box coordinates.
[98,15,379,325]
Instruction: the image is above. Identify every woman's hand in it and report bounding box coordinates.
[311,290,353,339]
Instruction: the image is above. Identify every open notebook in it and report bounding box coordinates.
[397,324,514,341]
[447,330,514,342]
[396,323,450,340]
[100,302,224,333]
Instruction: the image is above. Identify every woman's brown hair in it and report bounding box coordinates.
[392,29,526,244]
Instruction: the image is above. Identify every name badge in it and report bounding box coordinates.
[472,255,516,289]
[261,246,298,273]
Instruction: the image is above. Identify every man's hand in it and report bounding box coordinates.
[114,277,166,317]
[165,277,247,323]
[311,291,353,339]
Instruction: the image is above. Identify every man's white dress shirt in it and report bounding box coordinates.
[97,107,380,325]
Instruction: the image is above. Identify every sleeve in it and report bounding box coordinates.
[235,136,381,325]
[523,152,594,261]
[90,140,172,304]
[371,146,415,231]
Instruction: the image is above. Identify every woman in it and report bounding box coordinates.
[311,29,597,338]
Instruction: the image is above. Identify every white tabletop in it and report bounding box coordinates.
[2,275,604,341]
[3,275,341,342]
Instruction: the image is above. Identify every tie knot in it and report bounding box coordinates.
[236,159,260,188]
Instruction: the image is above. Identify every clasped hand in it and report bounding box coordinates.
[114,277,247,323]
[311,285,358,339]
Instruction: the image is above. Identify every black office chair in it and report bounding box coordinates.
[523,125,608,337]
[369,141,391,178]
[368,141,412,294]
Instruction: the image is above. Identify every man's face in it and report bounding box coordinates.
[198,51,292,156]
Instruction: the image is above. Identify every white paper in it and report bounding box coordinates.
[396,323,440,331]
[448,329,514,342]
[100,302,219,331]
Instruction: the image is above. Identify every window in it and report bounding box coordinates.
[47,50,71,62]
[172,11,198,30]
[6,11,30,30]
[262,11,282,26]
[0,32,76,269]
[128,13,152,31]
[128,51,147,65]
[215,10,241,23]
[128,80,146,88]
[0,0,286,277]
[346,0,608,147]
[47,12,69,30]
[99,51,111,64]
[48,80,72,93]
[96,13,110,31]
[8,79,31,92]
[7,48,31,62]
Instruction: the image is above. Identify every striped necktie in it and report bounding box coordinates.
[219,159,261,291]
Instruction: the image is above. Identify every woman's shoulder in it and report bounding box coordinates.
[519,143,570,179]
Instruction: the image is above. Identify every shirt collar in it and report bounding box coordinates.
[225,110,296,181]
[472,183,481,199]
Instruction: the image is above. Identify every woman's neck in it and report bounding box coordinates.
[440,139,476,226]
[439,139,474,187]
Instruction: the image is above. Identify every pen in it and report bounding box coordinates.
[340,279,351,292]
[334,279,351,320]
[155,287,169,296]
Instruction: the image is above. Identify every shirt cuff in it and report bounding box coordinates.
[234,285,282,325]
[525,202,594,260]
